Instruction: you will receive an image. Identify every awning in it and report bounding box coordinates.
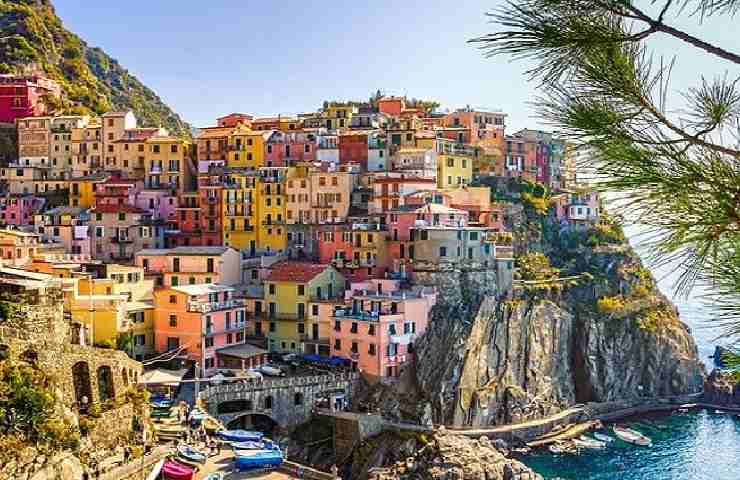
[138,368,188,386]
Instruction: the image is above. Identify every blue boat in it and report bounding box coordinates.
[217,430,263,442]
[151,399,174,409]
[234,447,283,470]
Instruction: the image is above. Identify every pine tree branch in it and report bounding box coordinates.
[619,2,740,64]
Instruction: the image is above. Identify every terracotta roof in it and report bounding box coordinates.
[90,204,147,214]
[196,127,234,139]
[265,261,331,283]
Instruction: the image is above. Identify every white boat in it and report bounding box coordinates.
[593,432,614,443]
[574,436,606,450]
[613,426,652,446]
[549,444,565,454]
[177,443,207,464]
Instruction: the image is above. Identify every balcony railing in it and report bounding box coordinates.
[187,298,245,314]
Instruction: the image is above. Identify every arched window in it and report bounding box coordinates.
[97,366,115,401]
[264,395,273,409]
[72,361,93,412]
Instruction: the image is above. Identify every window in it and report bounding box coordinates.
[447,158,454,167]
[368,324,375,336]
[334,320,341,332]
[264,396,273,409]
[171,276,179,286]
[226,333,233,344]
[351,322,358,333]
[173,258,180,272]
[439,246,447,257]
[269,322,276,332]
[420,230,428,240]
[207,258,214,273]
[334,339,341,350]
[169,295,177,304]
[169,315,177,327]
[351,341,358,353]
[297,285,305,296]
[268,284,276,295]
[368,344,376,355]
[297,323,305,334]
[205,337,214,348]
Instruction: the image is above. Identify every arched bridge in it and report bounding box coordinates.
[199,372,358,429]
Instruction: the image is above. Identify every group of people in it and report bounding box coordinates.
[178,401,222,457]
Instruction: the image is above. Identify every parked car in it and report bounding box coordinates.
[259,364,286,377]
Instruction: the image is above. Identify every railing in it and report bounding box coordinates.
[200,372,359,400]
[205,322,246,336]
[187,298,245,313]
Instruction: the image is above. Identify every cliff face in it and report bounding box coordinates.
[411,230,705,427]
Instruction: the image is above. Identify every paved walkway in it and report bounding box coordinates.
[193,451,298,479]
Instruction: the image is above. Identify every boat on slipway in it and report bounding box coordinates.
[217,429,263,443]
[177,444,207,464]
[233,446,283,470]
[161,460,194,480]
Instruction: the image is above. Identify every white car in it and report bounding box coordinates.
[259,364,286,377]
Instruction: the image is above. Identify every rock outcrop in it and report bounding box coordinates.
[410,234,705,427]
[366,431,542,480]
[702,369,740,406]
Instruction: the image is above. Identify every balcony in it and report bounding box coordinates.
[187,298,245,314]
[205,322,246,336]
[390,333,415,345]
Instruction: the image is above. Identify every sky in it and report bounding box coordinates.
[52,1,736,131]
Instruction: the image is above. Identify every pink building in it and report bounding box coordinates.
[136,189,178,221]
[0,194,45,226]
[330,279,436,380]
[135,246,241,287]
[554,190,600,226]
[34,206,91,256]
[369,176,438,214]
[264,131,316,167]
[94,177,141,209]
[153,284,248,377]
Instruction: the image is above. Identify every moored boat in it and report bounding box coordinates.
[613,426,652,446]
[593,432,614,443]
[161,460,194,480]
[218,429,263,443]
[177,444,207,464]
[575,435,606,449]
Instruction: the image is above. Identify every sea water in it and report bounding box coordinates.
[521,232,740,478]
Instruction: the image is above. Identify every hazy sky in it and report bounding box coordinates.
[52,1,736,130]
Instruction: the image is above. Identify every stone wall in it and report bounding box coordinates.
[0,324,142,407]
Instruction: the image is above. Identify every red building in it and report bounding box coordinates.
[377,96,405,116]
[198,183,223,246]
[168,192,203,247]
[217,113,253,128]
[0,75,61,123]
[338,132,368,169]
[94,177,140,208]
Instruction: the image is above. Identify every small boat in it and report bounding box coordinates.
[151,399,174,409]
[575,435,606,449]
[234,447,283,470]
[145,459,165,480]
[613,426,652,446]
[151,408,174,419]
[548,444,564,454]
[177,444,207,464]
[205,474,223,480]
[715,409,725,414]
[161,460,194,480]
[188,408,207,421]
[218,429,263,443]
[593,432,614,443]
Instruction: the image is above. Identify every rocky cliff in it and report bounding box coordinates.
[409,222,705,427]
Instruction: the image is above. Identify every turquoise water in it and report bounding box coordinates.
[522,410,740,479]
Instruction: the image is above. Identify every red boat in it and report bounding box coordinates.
[162,460,194,480]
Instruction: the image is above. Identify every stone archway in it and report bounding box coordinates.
[72,361,93,410]
[21,349,38,365]
[226,413,278,436]
[217,399,253,415]
[97,365,115,402]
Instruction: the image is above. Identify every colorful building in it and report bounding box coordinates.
[135,246,241,287]
[153,283,247,376]
[261,261,345,353]
[0,75,61,123]
[34,206,90,255]
[437,154,473,188]
[331,279,436,378]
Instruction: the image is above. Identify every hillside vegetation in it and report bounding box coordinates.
[0,0,189,136]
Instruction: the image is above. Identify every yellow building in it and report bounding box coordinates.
[263,261,345,353]
[126,301,155,361]
[69,174,107,208]
[144,136,192,192]
[437,154,473,188]
[71,120,102,177]
[256,168,288,254]
[71,294,128,347]
[323,103,357,130]
[227,125,267,169]
[222,170,259,251]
